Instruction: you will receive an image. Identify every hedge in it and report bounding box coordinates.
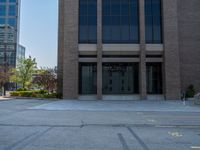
[10,90,58,98]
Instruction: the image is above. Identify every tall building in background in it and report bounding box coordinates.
[58,0,200,100]
[0,0,25,67]
[17,44,25,59]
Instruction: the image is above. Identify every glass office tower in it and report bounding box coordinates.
[0,0,21,67]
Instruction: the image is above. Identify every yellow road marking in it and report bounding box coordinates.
[191,146,200,149]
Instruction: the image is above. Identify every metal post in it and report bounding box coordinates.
[3,42,7,96]
[181,91,186,106]
[183,92,186,106]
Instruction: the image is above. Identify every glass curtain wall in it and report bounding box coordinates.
[145,0,162,43]
[0,0,18,66]
[79,0,97,43]
[102,0,139,43]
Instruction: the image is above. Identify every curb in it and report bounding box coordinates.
[1,96,60,101]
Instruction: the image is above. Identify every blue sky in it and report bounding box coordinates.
[20,0,58,68]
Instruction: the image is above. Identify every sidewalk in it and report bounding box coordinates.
[0,96,12,101]
[0,91,11,100]
[30,99,200,112]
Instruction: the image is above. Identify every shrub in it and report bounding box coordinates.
[11,91,36,97]
[10,89,58,98]
[19,91,33,97]
[31,92,37,97]
[10,90,58,99]
[10,91,20,96]
[186,84,196,98]
[38,90,48,94]
[16,88,27,91]
[43,93,58,98]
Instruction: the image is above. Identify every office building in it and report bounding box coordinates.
[0,0,21,67]
[58,0,200,100]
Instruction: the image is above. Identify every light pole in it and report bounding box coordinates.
[3,41,8,96]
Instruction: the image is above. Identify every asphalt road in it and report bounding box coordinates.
[0,99,200,150]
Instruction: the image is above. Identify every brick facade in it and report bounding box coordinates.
[58,0,200,100]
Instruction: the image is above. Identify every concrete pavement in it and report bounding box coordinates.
[0,99,199,150]
[30,99,200,112]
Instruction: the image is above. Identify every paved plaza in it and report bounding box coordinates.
[0,98,200,150]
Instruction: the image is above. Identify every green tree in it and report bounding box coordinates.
[11,56,37,89]
[0,65,12,95]
[32,67,57,93]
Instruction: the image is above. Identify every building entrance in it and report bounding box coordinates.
[102,63,139,94]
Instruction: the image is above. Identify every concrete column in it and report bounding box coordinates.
[62,0,79,99]
[139,0,147,100]
[97,0,103,99]
[162,0,181,100]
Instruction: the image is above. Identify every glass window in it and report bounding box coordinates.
[79,0,97,43]
[8,18,16,27]
[145,0,162,43]
[79,63,97,94]
[146,63,163,94]
[7,55,16,66]
[9,0,16,2]
[7,44,15,51]
[0,51,16,66]
[0,18,5,25]
[0,5,6,16]
[0,0,6,3]
[9,5,16,16]
[102,0,139,43]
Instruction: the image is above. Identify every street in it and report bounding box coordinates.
[0,99,200,150]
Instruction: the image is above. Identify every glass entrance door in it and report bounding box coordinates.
[102,63,139,94]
